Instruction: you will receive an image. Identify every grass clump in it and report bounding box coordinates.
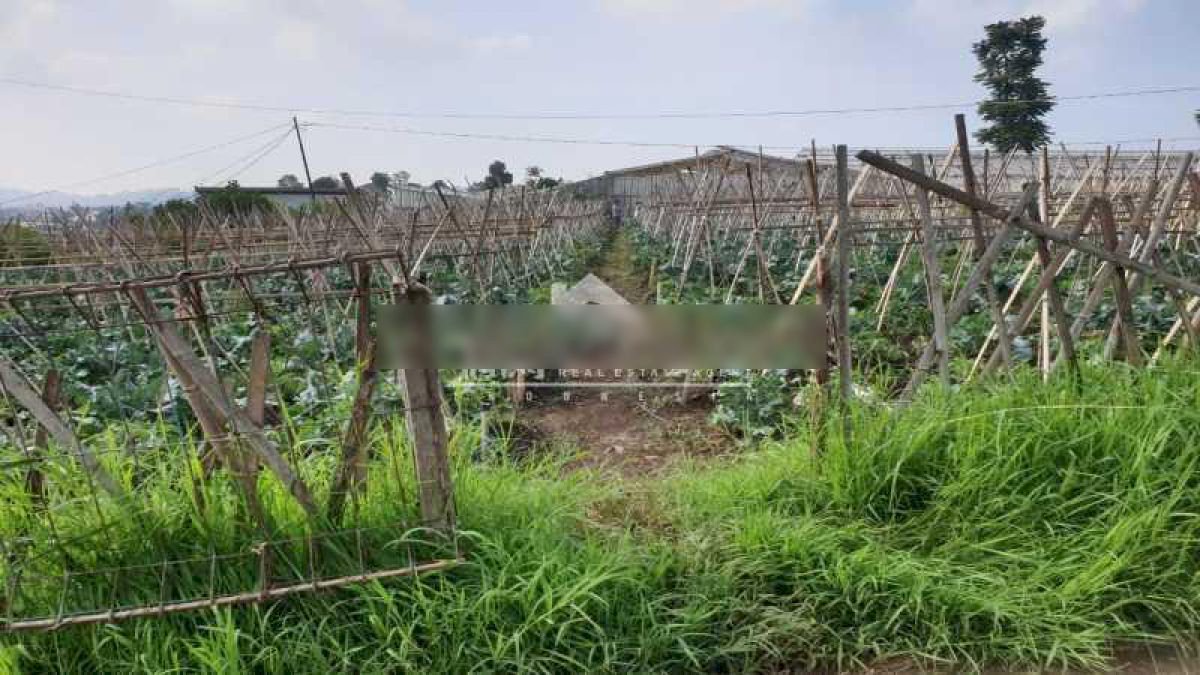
[6,360,1200,672]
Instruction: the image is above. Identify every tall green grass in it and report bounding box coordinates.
[5,360,1200,672]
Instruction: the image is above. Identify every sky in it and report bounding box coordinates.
[0,0,1197,195]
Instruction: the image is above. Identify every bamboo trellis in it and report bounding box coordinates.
[0,183,610,631]
[609,136,1199,397]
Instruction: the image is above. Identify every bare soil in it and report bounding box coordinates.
[520,390,735,476]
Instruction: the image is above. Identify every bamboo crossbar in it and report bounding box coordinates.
[0,558,461,633]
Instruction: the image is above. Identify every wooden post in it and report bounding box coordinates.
[1025,201,1081,381]
[27,369,61,507]
[805,156,831,457]
[0,358,123,499]
[1038,149,1053,378]
[126,287,319,520]
[910,155,950,386]
[1099,152,1195,359]
[246,332,271,427]
[788,167,873,304]
[1058,178,1158,368]
[900,184,1041,398]
[397,281,455,533]
[833,145,853,407]
[956,114,1012,369]
[328,262,379,523]
[854,151,1200,299]
[744,164,783,304]
[1096,199,1143,365]
[807,159,831,383]
[244,330,271,475]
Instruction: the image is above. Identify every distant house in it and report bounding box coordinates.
[194,185,349,210]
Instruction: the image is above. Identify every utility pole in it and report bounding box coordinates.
[292,116,316,204]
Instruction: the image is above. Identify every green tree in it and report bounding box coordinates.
[973,16,1054,153]
[277,174,303,188]
[0,222,52,266]
[201,181,275,216]
[525,166,561,190]
[482,160,513,190]
[152,198,199,221]
[311,176,339,189]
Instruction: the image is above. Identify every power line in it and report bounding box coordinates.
[195,128,296,186]
[224,130,295,183]
[1,75,1197,121]
[0,122,292,207]
[112,128,297,207]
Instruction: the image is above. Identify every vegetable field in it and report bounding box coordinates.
[2,133,1200,672]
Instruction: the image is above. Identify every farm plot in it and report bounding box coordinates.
[3,132,1200,672]
[0,184,609,630]
[615,138,1199,394]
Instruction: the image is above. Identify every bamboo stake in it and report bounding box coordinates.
[900,184,1040,399]
[855,151,1200,299]
[328,262,379,523]
[955,114,1012,370]
[0,359,123,499]
[126,287,319,520]
[911,155,950,386]
[1096,199,1143,365]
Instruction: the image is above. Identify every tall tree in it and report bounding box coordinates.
[277,174,303,188]
[202,181,274,215]
[973,16,1054,153]
[525,166,561,190]
[311,176,339,189]
[482,160,513,190]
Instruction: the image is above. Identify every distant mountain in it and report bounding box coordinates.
[0,187,193,211]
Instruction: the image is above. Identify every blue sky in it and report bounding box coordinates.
[0,0,1196,193]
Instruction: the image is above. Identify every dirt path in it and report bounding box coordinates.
[517,226,737,474]
[590,227,653,304]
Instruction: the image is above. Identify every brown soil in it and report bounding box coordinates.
[520,389,736,476]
